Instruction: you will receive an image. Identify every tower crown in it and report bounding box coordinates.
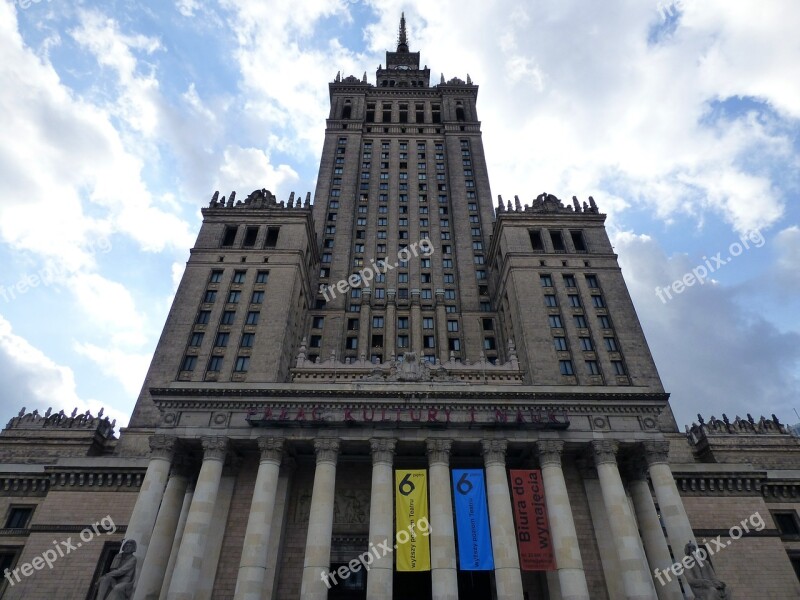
[378,13,430,87]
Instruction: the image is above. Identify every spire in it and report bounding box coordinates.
[397,12,409,52]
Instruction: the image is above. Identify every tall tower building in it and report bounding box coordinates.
[1,15,799,600]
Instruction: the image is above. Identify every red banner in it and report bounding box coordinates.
[510,469,556,571]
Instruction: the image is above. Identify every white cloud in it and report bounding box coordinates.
[215,146,299,199]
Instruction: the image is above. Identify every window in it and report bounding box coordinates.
[570,231,587,252]
[568,295,581,307]
[251,291,264,304]
[550,230,566,252]
[604,337,619,352]
[574,315,588,328]
[322,254,332,263]
[222,226,237,247]
[348,318,359,331]
[4,507,33,529]
[265,227,280,248]
[203,290,217,303]
[549,315,563,328]
[447,320,459,332]
[373,316,384,328]
[189,332,204,347]
[398,335,409,348]
[346,337,358,350]
[196,311,211,325]
[320,268,330,278]
[246,311,260,325]
[612,361,626,375]
[559,360,574,375]
[480,302,492,312]
[424,335,436,349]
[591,295,605,308]
[227,290,241,303]
[398,289,408,300]
[221,311,235,325]
[599,315,612,329]
[540,274,553,287]
[423,317,434,330]
[181,356,197,371]
[355,244,365,253]
[374,288,385,299]
[240,333,254,348]
[398,317,409,329]
[256,270,269,284]
[215,332,230,347]
[421,289,432,299]
[472,228,481,236]
[445,305,457,313]
[563,274,576,287]
[483,337,496,350]
[773,512,800,537]
[209,270,223,283]
[586,275,599,288]
[553,337,567,351]
[586,360,601,375]
[243,226,259,247]
[443,259,453,268]
[208,356,223,371]
[444,289,456,299]
[544,295,557,307]
[234,356,250,372]
[579,337,593,351]
[443,274,455,284]
[309,335,322,348]
[448,338,461,351]
[351,289,361,298]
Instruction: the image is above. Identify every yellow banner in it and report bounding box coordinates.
[395,469,431,571]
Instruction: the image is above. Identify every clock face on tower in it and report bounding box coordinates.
[394,65,410,70]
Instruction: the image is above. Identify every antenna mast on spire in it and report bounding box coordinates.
[397,12,409,52]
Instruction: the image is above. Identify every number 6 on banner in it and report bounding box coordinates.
[398,472,415,496]
[456,471,473,495]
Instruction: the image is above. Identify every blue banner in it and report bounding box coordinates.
[452,469,494,570]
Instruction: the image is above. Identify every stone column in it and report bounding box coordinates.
[627,463,683,600]
[166,436,229,600]
[234,437,285,600]
[358,288,372,358]
[366,438,397,600]
[643,441,696,599]
[481,440,524,600]
[435,289,448,363]
[159,481,194,600]
[411,289,423,355]
[127,435,177,572]
[535,441,590,600]
[386,289,397,360]
[591,440,656,600]
[426,439,458,600]
[644,442,695,556]
[300,438,340,600]
[133,460,190,600]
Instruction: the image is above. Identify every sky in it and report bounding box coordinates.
[0,0,798,433]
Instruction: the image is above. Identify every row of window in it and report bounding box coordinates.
[530,228,587,253]
[182,354,250,373]
[209,269,269,285]
[221,225,280,249]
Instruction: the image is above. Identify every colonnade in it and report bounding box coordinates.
[125,435,694,600]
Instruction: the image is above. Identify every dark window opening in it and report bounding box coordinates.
[456,104,465,121]
[221,226,237,247]
[529,229,544,251]
[571,230,587,252]
[383,108,391,122]
[264,227,280,248]
[243,226,259,247]
[366,103,375,122]
[774,512,800,536]
[5,507,33,529]
[372,334,384,348]
[550,230,566,252]
[342,102,352,120]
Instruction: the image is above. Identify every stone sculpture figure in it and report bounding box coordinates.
[683,542,732,599]
[97,539,136,600]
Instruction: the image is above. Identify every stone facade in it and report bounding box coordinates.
[1,15,799,600]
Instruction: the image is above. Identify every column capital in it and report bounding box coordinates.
[426,439,452,465]
[149,434,178,461]
[642,440,671,466]
[257,436,285,464]
[314,438,340,464]
[535,440,565,467]
[481,439,507,466]
[369,438,397,464]
[201,436,229,462]
[590,439,619,466]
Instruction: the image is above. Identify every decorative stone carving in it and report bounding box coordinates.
[683,542,732,599]
[334,488,370,524]
[481,439,507,466]
[370,438,397,464]
[96,539,136,600]
[590,440,619,466]
[643,440,670,466]
[200,436,229,461]
[536,440,565,468]
[426,439,452,465]
[257,437,285,464]
[314,438,340,464]
[149,435,177,461]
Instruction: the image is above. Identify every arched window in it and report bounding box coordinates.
[342,100,352,120]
